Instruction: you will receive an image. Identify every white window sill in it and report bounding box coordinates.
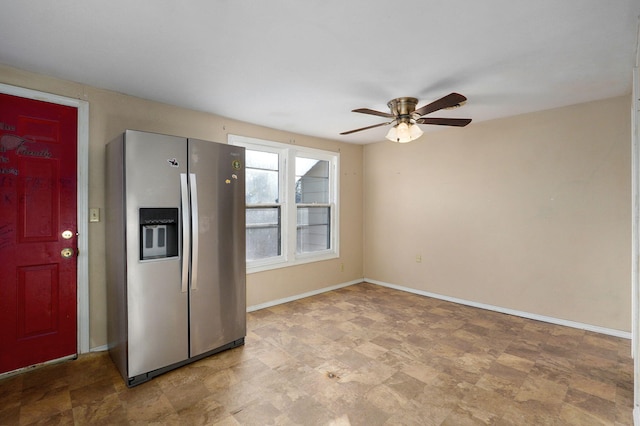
[246,251,339,274]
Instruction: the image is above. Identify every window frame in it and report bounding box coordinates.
[244,144,286,268]
[229,135,339,273]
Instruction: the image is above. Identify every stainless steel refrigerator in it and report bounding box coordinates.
[105,130,246,387]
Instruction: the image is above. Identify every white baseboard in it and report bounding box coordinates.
[88,281,363,353]
[90,344,109,353]
[365,278,632,339]
[247,279,362,312]
[635,406,639,426]
[90,277,630,354]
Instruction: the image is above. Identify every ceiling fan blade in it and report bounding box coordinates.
[416,117,472,127]
[340,121,393,135]
[352,108,395,118]
[414,92,467,117]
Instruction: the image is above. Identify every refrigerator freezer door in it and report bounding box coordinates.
[124,130,189,376]
[188,139,246,357]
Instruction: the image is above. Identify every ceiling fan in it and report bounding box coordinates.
[340,92,472,143]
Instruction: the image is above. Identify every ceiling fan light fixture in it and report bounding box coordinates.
[409,122,424,140]
[386,122,423,143]
[342,92,470,140]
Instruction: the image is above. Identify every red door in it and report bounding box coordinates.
[0,93,78,374]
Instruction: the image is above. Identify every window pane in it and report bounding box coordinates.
[296,157,329,203]
[296,206,330,253]
[246,207,280,261]
[246,149,279,204]
[246,168,278,204]
[246,150,278,170]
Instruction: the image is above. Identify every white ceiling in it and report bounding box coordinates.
[1,1,639,144]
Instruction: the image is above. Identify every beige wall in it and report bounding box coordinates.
[364,96,631,332]
[0,65,364,349]
[1,63,632,345]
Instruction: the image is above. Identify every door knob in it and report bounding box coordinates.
[61,248,74,258]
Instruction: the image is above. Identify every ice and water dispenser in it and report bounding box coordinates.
[139,208,179,260]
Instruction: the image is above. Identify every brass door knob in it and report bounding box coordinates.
[61,248,74,258]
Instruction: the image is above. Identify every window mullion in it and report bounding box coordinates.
[284,150,296,260]
[279,151,289,261]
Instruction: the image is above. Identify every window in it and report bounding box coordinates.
[229,135,339,272]
[245,148,281,261]
[296,157,330,254]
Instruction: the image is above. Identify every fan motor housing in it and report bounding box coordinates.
[387,97,418,117]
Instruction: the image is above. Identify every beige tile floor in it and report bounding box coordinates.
[0,282,634,425]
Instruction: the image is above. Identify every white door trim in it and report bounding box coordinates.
[634,66,640,425]
[634,21,640,424]
[0,83,90,355]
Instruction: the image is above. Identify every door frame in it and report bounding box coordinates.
[633,66,639,425]
[0,83,90,355]
[634,21,640,424]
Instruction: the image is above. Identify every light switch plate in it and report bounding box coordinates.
[89,208,100,223]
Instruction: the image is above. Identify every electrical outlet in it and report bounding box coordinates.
[340,262,345,272]
[415,254,422,263]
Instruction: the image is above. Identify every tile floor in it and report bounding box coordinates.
[0,282,634,425]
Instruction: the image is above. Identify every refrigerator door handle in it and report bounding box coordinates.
[189,173,199,291]
[180,173,190,293]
